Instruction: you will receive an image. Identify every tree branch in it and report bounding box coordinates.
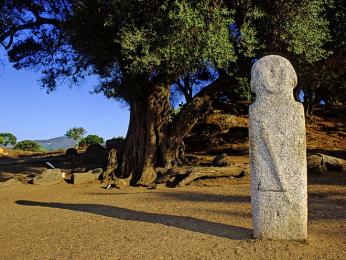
[1,31,14,49]
[166,78,234,147]
[0,16,60,49]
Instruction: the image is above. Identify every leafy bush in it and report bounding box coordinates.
[78,135,104,148]
[0,136,5,146]
[0,132,17,146]
[14,140,45,152]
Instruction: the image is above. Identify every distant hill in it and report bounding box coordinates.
[35,136,75,151]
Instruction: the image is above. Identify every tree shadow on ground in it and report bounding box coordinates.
[87,191,251,203]
[308,191,346,220]
[0,165,44,182]
[152,192,251,203]
[308,170,346,186]
[15,200,252,240]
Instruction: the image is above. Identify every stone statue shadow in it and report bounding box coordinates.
[15,200,252,240]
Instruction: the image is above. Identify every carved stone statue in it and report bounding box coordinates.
[249,55,307,239]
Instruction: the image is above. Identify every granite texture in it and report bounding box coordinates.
[72,172,97,184]
[249,55,307,240]
[33,169,63,185]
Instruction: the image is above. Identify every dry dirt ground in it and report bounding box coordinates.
[0,166,345,259]
[0,106,345,259]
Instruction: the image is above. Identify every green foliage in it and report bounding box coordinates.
[281,0,330,64]
[14,140,45,152]
[168,103,184,123]
[222,0,333,104]
[69,0,236,100]
[1,0,343,108]
[0,133,17,146]
[65,127,86,142]
[78,134,104,147]
[0,136,5,146]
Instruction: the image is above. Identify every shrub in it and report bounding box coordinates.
[78,135,104,148]
[0,132,17,146]
[0,136,4,146]
[14,140,45,152]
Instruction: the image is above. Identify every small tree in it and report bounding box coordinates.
[78,135,104,148]
[0,133,17,147]
[0,136,5,146]
[14,140,45,152]
[65,127,86,146]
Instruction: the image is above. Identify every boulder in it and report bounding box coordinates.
[71,168,103,184]
[89,168,104,180]
[106,138,125,152]
[81,143,108,167]
[66,148,78,157]
[212,154,230,167]
[307,153,346,174]
[72,172,97,184]
[307,154,327,174]
[33,169,63,185]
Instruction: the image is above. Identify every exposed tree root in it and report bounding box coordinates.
[308,153,346,174]
[102,149,117,185]
[155,163,249,187]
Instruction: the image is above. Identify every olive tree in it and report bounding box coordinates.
[1,0,333,185]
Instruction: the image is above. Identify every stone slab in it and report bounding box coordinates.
[72,172,96,184]
[33,169,63,185]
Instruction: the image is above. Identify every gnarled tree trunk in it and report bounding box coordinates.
[120,83,170,186]
[120,79,230,186]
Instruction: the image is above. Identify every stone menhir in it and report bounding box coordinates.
[249,55,307,240]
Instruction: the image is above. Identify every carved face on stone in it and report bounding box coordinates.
[250,55,297,98]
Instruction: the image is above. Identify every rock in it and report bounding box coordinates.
[106,138,125,152]
[249,55,307,240]
[88,168,104,180]
[307,154,327,174]
[72,172,97,184]
[65,148,78,157]
[33,169,63,185]
[0,178,22,186]
[212,153,230,167]
[61,171,73,180]
[81,143,108,167]
[308,153,346,174]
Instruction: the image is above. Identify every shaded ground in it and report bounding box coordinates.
[0,173,345,259]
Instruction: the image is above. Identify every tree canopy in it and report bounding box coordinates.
[1,0,340,102]
[0,132,17,146]
[65,127,86,143]
[13,140,45,152]
[78,134,104,148]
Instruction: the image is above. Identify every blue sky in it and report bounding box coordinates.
[0,51,129,141]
